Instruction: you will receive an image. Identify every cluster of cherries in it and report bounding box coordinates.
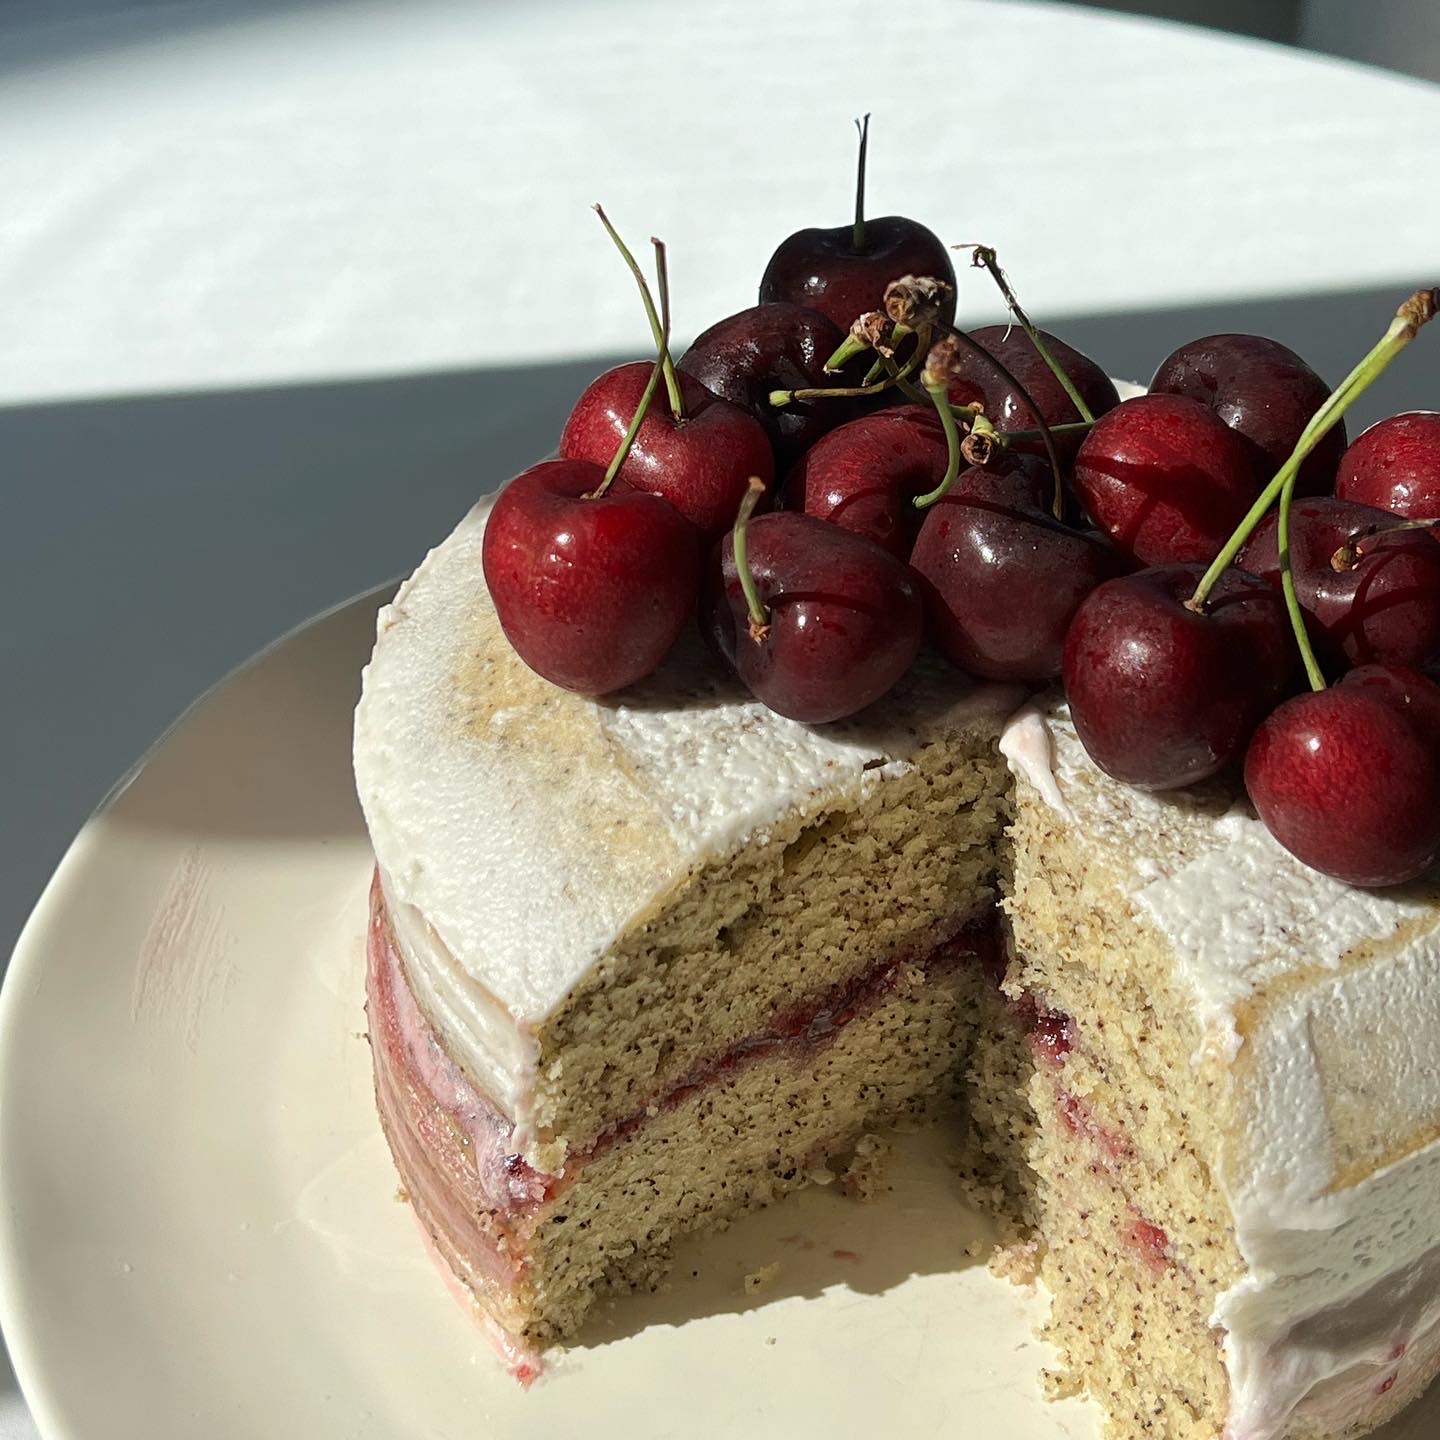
[481,124,1440,890]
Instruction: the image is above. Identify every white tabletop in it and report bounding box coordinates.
[2,3,1439,1436]
[3,0,1440,405]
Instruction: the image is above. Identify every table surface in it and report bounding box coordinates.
[3,2,1440,1434]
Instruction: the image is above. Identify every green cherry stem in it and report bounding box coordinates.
[1187,286,1440,613]
[591,356,664,497]
[934,320,1066,513]
[862,325,912,384]
[1275,468,1326,691]
[594,203,685,419]
[852,113,871,254]
[913,378,964,509]
[984,417,1097,445]
[1333,515,1440,568]
[969,245,1094,423]
[770,330,928,407]
[732,477,770,642]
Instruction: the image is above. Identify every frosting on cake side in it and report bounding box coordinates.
[1003,701,1440,1440]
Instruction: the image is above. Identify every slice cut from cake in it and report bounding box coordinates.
[353,498,1019,1357]
[998,701,1440,1440]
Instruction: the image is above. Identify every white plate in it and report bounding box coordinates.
[1,593,1437,1440]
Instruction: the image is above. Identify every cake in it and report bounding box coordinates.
[350,170,1440,1436]
[1001,705,1440,1439]
[355,497,1020,1355]
[353,499,1440,1438]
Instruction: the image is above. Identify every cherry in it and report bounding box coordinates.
[1341,662,1440,745]
[1149,334,1345,495]
[1237,497,1440,671]
[706,490,923,724]
[1244,675,1440,886]
[788,406,949,556]
[1062,564,1292,789]
[558,361,774,538]
[910,457,1126,682]
[1071,394,1259,566]
[677,303,851,465]
[482,459,699,695]
[759,116,956,334]
[1335,412,1440,522]
[942,324,1120,460]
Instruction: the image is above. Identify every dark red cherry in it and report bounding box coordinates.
[1149,333,1345,495]
[760,219,956,336]
[1340,662,1440,746]
[942,324,1120,460]
[677,303,850,465]
[1335,412,1440,523]
[1245,678,1440,887]
[1062,564,1293,789]
[910,458,1126,682]
[1072,393,1259,566]
[706,512,922,723]
[1237,497,1440,671]
[482,459,699,694]
[788,406,949,556]
[558,361,774,538]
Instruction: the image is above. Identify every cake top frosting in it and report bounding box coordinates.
[354,498,1017,1025]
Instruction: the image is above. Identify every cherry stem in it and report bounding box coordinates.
[1187,287,1440,613]
[771,328,928,407]
[592,357,664,497]
[594,204,685,419]
[985,417,1096,445]
[852,113,871,254]
[969,245,1094,423]
[863,323,911,383]
[913,380,965,508]
[732,477,770,641]
[935,320,1067,516]
[1276,467,1327,691]
[1333,516,1440,569]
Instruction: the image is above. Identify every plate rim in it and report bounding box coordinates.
[0,583,393,1440]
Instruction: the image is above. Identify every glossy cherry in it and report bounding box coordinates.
[1062,564,1293,789]
[1237,496,1440,671]
[677,303,851,465]
[707,511,922,723]
[910,457,1126,681]
[788,406,949,556]
[1245,671,1440,887]
[558,361,774,538]
[1071,393,1259,566]
[1335,412,1440,522]
[482,459,699,694]
[1149,333,1345,495]
[943,324,1120,460]
[760,218,957,335]
[758,120,955,334]
[1341,662,1440,745]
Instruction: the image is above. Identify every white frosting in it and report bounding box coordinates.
[379,869,537,1126]
[1002,703,1440,1440]
[354,498,1018,1131]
